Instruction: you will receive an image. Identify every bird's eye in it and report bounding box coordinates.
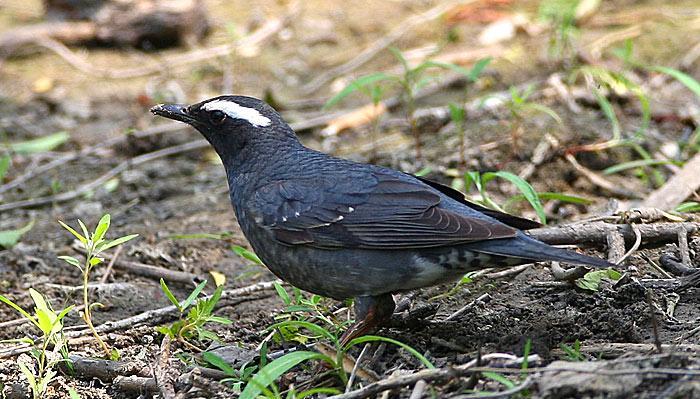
[209,110,226,125]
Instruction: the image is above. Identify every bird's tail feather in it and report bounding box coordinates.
[467,234,614,268]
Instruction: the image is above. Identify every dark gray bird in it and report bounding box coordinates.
[151,95,613,342]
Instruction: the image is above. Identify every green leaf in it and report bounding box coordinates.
[593,87,621,140]
[323,72,393,109]
[485,171,546,224]
[181,280,208,311]
[389,46,409,73]
[201,285,224,315]
[482,371,516,389]
[414,167,432,177]
[59,221,87,244]
[240,351,331,399]
[603,159,677,175]
[650,66,700,99]
[575,269,622,291]
[416,60,473,77]
[77,220,90,241]
[207,315,232,324]
[297,388,343,398]
[345,335,435,369]
[93,214,111,244]
[18,362,37,392]
[99,234,138,252]
[8,131,70,154]
[89,257,103,267]
[523,103,562,124]
[58,256,82,268]
[0,294,38,329]
[268,320,338,345]
[68,388,81,399]
[202,351,236,375]
[0,155,10,181]
[676,202,700,213]
[159,278,182,312]
[468,57,492,81]
[506,192,593,206]
[0,220,34,249]
[273,282,291,306]
[449,103,465,124]
[231,245,263,265]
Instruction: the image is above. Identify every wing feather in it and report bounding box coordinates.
[251,172,517,249]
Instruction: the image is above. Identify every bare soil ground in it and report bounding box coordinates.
[1,0,700,398]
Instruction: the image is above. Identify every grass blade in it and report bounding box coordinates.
[240,351,331,399]
[486,171,547,224]
[345,335,435,368]
[650,66,700,99]
[603,159,676,175]
[323,72,391,109]
[8,132,70,154]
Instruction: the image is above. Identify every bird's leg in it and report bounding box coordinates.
[340,294,395,346]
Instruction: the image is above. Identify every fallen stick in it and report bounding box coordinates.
[642,152,700,210]
[528,221,699,247]
[329,363,700,399]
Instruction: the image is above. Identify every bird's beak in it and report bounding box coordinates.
[150,103,196,124]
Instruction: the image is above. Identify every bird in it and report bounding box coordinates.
[151,95,613,343]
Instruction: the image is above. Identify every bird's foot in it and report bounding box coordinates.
[339,294,395,347]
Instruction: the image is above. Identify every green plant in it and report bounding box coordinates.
[676,202,700,213]
[538,0,579,62]
[325,48,489,162]
[157,279,232,350]
[560,339,586,361]
[449,57,492,166]
[0,289,73,399]
[241,323,434,399]
[271,282,347,341]
[58,214,138,359]
[464,170,548,224]
[502,84,562,154]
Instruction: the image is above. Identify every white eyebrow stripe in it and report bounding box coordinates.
[202,100,271,127]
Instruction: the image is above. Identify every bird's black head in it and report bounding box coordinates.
[151,95,299,168]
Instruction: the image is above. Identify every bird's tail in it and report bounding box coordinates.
[466,233,614,268]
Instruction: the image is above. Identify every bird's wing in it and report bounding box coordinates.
[251,171,518,249]
[412,175,543,230]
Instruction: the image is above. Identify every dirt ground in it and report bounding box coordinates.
[2,0,700,398]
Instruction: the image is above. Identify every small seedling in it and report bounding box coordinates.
[325,48,488,162]
[157,279,232,351]
[241,325,434,399]
[503,84,562,154]
[58,214,138,359]
[465,170,547,224]
[0,289,73,399]
[538,0,579,63]
[560,339,586,361]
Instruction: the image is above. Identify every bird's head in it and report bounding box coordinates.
[151,95,298,167]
